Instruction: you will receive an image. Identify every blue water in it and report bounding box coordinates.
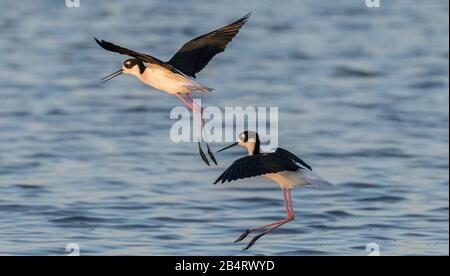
[0,0,448,255]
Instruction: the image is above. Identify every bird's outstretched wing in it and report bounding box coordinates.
[95,38,178,73]
[214,152,300,184]
[275,148,312,171]
[167,13,251,78]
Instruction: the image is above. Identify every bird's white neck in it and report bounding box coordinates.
[243,142,260,156]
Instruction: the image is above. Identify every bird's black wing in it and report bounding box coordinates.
[275,148,312,171]
[95,38,179,73]
[167,13,251,78]
[214,152,300,184]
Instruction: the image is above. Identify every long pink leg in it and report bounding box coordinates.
[252,189,290,231]
[186,93,202,143]
[175,94,210,166]
[186,94,208,134]
[287,189,294,214]
[241,188,296,250]
[176,93,193,110]
[187,93,217,165]
[235,189,292,243]
[176,94,201,141]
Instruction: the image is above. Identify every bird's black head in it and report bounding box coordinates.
[217,131,261,156]
[100,58,146,83]
[239,131,260,155]
[123,58,146,74]
[239,131,259,143]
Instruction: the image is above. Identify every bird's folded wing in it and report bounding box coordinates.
[214,152,300,184]
[95,38,177,71]
[275,148,312,170]
[167,13,251,78]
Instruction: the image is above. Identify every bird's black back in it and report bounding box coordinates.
[214,152,301,184]
[275,148,312,171]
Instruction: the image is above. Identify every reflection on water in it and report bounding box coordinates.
[0,0,448,255]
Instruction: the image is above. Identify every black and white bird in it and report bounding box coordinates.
[215,131,333,250]
[95,13,251,166]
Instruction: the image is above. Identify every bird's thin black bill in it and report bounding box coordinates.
[101,69,123,83]
[217,142,238,153]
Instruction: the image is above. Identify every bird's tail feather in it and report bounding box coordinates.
[299,170,334,189]
[185,84,214,93]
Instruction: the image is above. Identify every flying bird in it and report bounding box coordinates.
[95,13,251,166]
[215,131,333,250]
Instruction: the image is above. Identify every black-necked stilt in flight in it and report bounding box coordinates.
[215,131,333,250]
[95,13,251,166]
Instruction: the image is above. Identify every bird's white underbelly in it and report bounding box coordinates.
[140,66,198,94]
[263,170,333,189]
[263,171,304,189]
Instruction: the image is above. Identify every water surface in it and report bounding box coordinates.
[0,0,448,255]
